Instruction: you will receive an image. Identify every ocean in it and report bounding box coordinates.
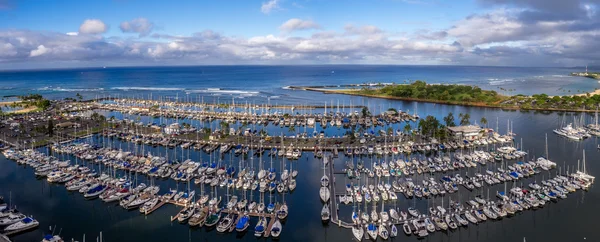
[0,65,597,103]
[0,65,599,242]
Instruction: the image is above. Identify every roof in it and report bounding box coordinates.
[447,125,482,133]
[55,122,76,128]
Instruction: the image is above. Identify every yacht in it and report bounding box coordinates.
[0,213,26,226]
[84,184,108,199]
[4,217,39,232]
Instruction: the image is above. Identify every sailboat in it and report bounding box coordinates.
[270,219,282,238]
[254,216,267,237]
[352,224,364,241]
[367,223,378,240]
[378,223,389,240]
[320,186,330,203]
[321,204,330,222]
[390,224,398,237]
[235,213,250,232]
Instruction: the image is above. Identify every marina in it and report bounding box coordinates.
[0,94,598,242]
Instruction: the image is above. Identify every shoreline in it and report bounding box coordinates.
[303,87,600,113]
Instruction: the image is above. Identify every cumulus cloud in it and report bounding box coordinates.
[120,18,154,37]
[279,19,321,32]
[261,0,280,14]
[79,19,107,34]
[29,45,48,57]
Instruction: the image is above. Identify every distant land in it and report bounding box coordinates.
[300,81,600,113]
[571,71,600,80]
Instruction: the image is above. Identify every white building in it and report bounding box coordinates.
[164,123,181,135]
[447,125,483,141]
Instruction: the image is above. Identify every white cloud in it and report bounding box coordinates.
[261,0,280,14]
[279,18,321,32]
[0,42,16,57]
[29,45,48,57]
[120,18,154,37]
[79,19,107,34]
[66,32,78,36]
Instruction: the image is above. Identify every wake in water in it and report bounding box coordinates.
[37,87,105,92]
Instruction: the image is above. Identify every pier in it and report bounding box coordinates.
[328,156,353,229]
[0,234,10,242]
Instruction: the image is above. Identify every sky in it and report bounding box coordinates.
[0,0,598,69]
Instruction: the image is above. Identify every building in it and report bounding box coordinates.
[447,125,483,141]
[164,123,181,135]
[55,122,81,129]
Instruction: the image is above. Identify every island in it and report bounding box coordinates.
[299,80,600,112]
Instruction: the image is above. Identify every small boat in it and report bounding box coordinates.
[177,206,195,223]
[84,184,108,199]
[235,214,250,232]
[270,219,282,238]
[390,224,398,237]
[402,221,412,235]
[205,210,221,227]
[188,207,208,227]
[379,224,389,240]
[216,213,235,232]
[277,203,289,220]
[254,216,267,237]
[42,235,64,242]
[321,204,330,222]
[367,223,378,240]
[352,225,364,241]
[139,197,159,214]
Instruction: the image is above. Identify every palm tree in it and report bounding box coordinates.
[403,123,411,135]
[460,113,471,126]
[480,117,488,128]
[443,112,455,127]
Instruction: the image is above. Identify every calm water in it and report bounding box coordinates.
[1,66,599,242]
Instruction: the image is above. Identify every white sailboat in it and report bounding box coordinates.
[320,186,330,203]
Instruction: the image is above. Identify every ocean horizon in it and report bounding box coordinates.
[0,65,597,102]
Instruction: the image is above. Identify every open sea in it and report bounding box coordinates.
[0,65,599,242]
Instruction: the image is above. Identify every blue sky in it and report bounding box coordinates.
[1,0,474,37]
[0,0,598,69]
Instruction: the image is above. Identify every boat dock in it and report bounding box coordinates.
[0,234,10,242]
[328,157,353,229]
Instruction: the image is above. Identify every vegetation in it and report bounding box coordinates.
[417,115,450,141]
[571,72,600,80]
[333,80,600,112]
[353,81,503,105]
[443,112,455,127]
[17,94,51,110]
